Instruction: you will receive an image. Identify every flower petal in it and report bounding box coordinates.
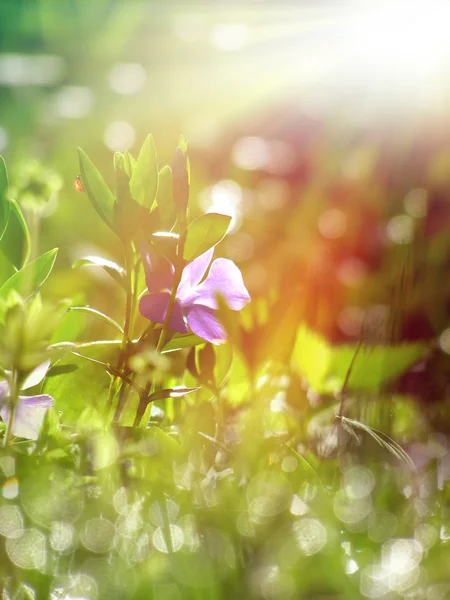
[177,248,214,303]
[0,395,54,441]
[0,380,9,401]
[192,258,251,310]
[185,304,227,345]
[139,292,188,333]
[141,242,174,293]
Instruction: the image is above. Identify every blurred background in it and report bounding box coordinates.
[1,0,450,409]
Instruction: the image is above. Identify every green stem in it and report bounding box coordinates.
[134,232,186,428]
[109,244,138,419]
[121,245,134,354]
[132,394,149,427]
[156,270,182,354]
[155,228,187,354]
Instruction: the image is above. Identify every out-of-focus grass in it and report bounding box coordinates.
[1,1,450,598]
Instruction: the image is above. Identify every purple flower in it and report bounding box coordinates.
[139,246,250,344]
[0,381,54,441]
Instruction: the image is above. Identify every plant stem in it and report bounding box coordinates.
[337,338,363,454]
[109,243,138,419]
[155,229,186,354]
[156,270,182,354]
[121,244,134,355]
[133,231,186,428]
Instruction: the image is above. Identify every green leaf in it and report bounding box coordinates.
[184,341,233,399]
[151,231,179,264]
[0,198,30,270]
[69,306,124,334]
[124,151,136,175]
[147,386,199,403]
[155,165,175,225]
[130,134,158,209]
[21,359,51,390]
[78,148,116,229]
[44,341,120,424]
[183,213,231,261]
[72,255,126,289]
[0,248,58,301]
[0,156,11,241]
[162,333,205,352]
[178,134,188,154]
[198,343,216,382]
[293,324,429,394]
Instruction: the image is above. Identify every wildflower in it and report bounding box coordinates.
[139,246,250,344]
[0,381,54,441]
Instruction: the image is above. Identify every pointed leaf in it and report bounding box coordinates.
[155,166,176,225]
[78,148,115,229]
[72,255,126,289]
[293,324,429,394]
[44,341,120,424]
[183,213,231,261]
[0,248,58,301]
[162,333,205,353]
[69,306,124,334]
[147,386,200,403]
[0,198,30,270]
[22,360,51,390]
[130,134,158,209]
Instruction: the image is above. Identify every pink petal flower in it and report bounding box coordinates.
[141,242,174,293]
[1,394,54,441]
[177,248,214,303]
[192,258,251,310]
[139,292,188,333]
[185,304,227,345]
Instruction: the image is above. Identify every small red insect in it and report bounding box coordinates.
[73,175,85,193]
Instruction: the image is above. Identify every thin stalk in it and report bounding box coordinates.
[109,243,137,417]
[121,244,134,354]
[72,351,144,397]
[133,268,181,427]
[130,256,141,333]
[133,229,186,428]
[132,392,149,427]
[337,339,363,454]
[156,272,182,354]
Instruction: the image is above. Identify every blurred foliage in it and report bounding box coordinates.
[0,0,450,598]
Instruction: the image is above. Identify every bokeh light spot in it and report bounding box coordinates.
[211,23,248,51]
[2,476,19,499]
[153,525,184,553]
[318,208,347,239]
[404,188,428,218]
[50,521,75,553]
[104,121,135,152]
[438,329,450,354]
[232,136,271,171]
[0,504,24,538]
[80,518,115,554]
[293,518,327,555]
[55,86,94,119]
[6,528,46,570]
[342,466,376,499]
[386,214,414,244]
[109,63,146,95]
